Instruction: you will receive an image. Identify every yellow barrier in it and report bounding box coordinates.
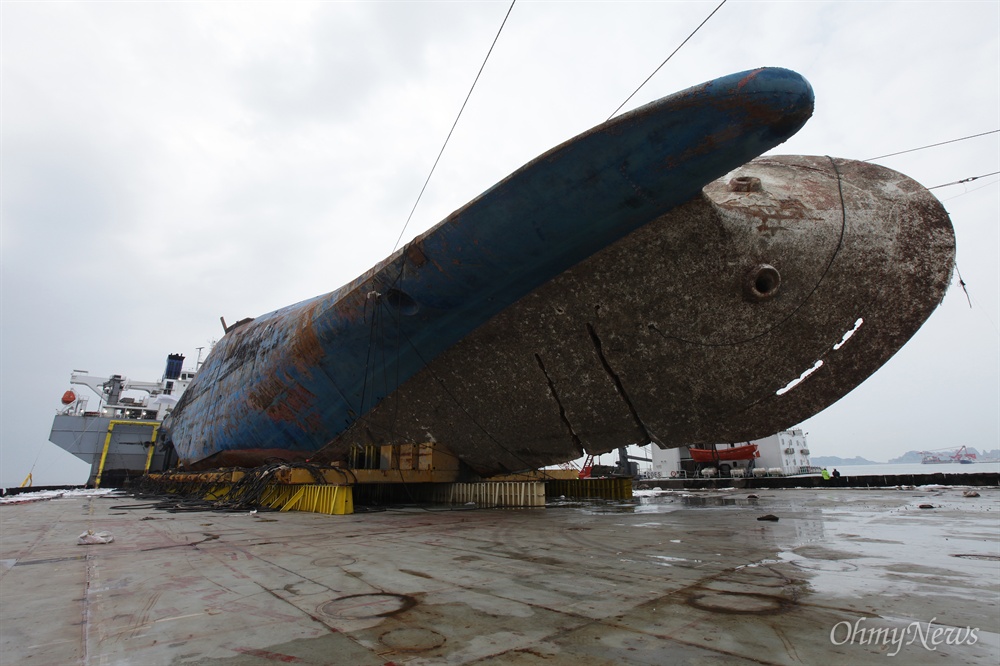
[260,484,353,515]
[144,470,627,514]
[146,481,354,515]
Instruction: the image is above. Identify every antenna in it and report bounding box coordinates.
[195,347,205,370]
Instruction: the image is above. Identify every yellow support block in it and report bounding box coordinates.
[204,485,230,501]
[279,487,306,512]
[142,475,356,516]
[259,484,353,515]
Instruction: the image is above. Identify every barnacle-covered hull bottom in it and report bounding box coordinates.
[307,156,955,475]
[181,155,954,477]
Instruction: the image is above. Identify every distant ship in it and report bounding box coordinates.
[49,355,195,486]
[152,67,954,478]
[921,446,977,464]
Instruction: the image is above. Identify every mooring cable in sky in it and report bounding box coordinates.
[929,171,1000,190]
[392,0,517,253]
[865,129,999,162]
[608,0,728,121]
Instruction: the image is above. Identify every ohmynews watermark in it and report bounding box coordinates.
[830,617,979,657]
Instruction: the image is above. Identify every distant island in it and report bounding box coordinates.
[812,456,879,466]
[889,447,1000,464]
[811,448,1000,466]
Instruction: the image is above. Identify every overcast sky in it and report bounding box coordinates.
[2,1,997,486]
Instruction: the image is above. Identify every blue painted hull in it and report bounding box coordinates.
[164,67,815,469]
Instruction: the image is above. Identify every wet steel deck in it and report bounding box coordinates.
[2,487,998,664]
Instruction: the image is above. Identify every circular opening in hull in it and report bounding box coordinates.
[745,264,780,301]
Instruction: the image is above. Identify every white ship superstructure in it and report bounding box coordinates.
[48,354,196,486]
[651,429,817,478]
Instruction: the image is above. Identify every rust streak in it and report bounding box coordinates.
[735,68,764,90]
[405,241,428,268]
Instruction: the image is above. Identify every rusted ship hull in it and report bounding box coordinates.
[162,67,952,476]
[312,156,955,474]
[163,67,818,471]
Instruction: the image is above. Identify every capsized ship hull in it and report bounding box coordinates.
[163,67,818,470]
[315,156,955,474]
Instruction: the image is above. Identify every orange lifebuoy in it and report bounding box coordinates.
[670,470,678,478]
[61,390,76,405]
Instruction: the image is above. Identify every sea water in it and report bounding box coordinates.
[827,461,1000,476]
